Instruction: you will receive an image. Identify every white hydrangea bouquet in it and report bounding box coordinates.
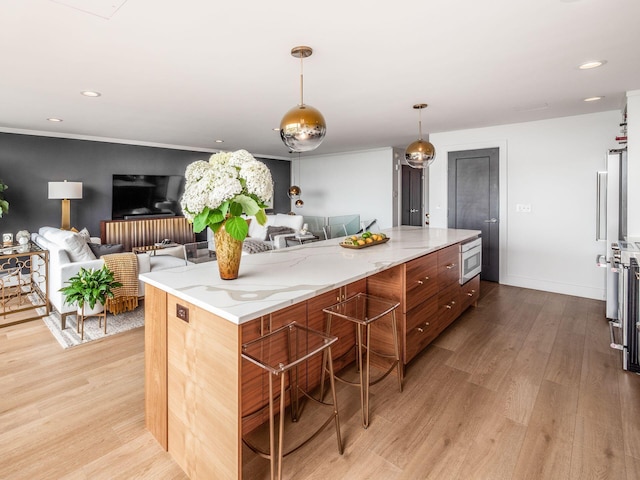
[180,149,273,241]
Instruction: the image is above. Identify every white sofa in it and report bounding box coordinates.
[207,213,305,254]
[246,213,305,250]
[32,226,186,329]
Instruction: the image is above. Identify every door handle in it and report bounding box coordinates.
[410,209,418,213]
[484,218,498,223]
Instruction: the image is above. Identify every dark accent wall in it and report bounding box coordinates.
[0,132,290,238]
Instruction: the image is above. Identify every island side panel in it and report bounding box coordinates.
[145,284,168,450]
[167,294,242,480]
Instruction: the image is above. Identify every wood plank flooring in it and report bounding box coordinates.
[2,282,639,479]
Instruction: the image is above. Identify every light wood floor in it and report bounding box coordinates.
[2,283,639,479]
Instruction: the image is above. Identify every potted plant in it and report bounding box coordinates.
[60,266,122,315]
[180,149,273,279]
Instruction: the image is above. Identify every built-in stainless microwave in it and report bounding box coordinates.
[460,237,482,284]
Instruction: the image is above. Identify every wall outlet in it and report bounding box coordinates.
[516,203,532,213]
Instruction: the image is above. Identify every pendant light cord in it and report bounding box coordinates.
[299,54,305,106]
[418,108,423,141]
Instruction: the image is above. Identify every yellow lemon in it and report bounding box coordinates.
[365,238,373,244]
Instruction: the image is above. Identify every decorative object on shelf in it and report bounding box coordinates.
[0,179,7,218]
[280,45,326,152]
[405,103,436,169]
[15,230,29,245]
[59,265,122,314]
[181,149,273,280]
[2,232,13,246]
[48,180,83,230]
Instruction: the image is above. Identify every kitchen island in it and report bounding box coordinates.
[141,226,480,479]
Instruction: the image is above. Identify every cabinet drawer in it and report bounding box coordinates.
[437,282,461,328]
[404,295,440,363]
[460,275,480,311]
[405,253,438,312]
[437,244,460,290]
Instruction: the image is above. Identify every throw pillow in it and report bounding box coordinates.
[88,242,124,258]
[77,227,91,243]
[243,238,273,254]
[265,225,295,240]
[42,228,96,262]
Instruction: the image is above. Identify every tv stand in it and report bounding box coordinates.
[100,217,195,252]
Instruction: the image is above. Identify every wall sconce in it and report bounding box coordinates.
[48,180,82,230]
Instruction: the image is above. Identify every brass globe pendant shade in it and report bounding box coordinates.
[280,46,326,152]
[405,104,436,169]
[295,199,304,208]
[288,185,301,198]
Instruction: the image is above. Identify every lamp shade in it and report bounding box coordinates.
[48,181,83,200]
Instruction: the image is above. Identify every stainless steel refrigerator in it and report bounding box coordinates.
[596,148,627,319]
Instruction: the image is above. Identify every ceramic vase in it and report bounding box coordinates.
[78,301,104,316]
[214,221,243,280]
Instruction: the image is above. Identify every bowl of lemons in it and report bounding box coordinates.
[340,231,389,249]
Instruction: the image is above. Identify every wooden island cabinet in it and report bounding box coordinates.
[142,226,480,479]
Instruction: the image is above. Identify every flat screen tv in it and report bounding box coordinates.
[112,174,184,220]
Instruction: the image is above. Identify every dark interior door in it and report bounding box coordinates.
[448,148,499,282]
[402,165,423,226]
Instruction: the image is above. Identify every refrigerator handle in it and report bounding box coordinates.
[596,171,607,241]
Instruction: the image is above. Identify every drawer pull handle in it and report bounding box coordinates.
[417,280,424,285]
[417,327,424,333]
[467,292,474,297]
[425,276,430,280]
[451,301,456,305]
[425,322,430,326]
[446,263,456,269]
[445,304,452,309]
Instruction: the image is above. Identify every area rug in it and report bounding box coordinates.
[40,304,144,349]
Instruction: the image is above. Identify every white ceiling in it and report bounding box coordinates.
[1,0,638,159]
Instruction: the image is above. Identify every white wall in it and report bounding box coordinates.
[430,111,620,300]
[627,90,640,236]
[293,148,394,228]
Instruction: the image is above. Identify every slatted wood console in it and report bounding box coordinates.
[100,217,196,252]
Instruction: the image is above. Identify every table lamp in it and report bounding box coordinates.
[48,180,82,230]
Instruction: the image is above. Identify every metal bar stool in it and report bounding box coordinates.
[321,293,402,428]
[241,321,343,480]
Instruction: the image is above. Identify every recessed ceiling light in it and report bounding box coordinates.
[47,117,63,122]
[579,60,607,70]
[584,96,604,102]
[81,90,102,97]
[214,140,224,143]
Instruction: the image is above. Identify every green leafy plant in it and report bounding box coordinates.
[59,266,122,310]
[0,179,8,218]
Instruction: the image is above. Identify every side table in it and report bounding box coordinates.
[132,242,180,255]
[284,235,320,247]
[0,241,49,328]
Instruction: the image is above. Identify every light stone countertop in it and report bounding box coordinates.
[139,226,481,324]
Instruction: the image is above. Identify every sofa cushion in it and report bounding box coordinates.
[88,242,125,258]
[275,213,304,231]
[42,228,96,262]
[247,214,274,240]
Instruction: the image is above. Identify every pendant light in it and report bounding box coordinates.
[405,103,436,169]
[280,46,326,152]
[288,153,304,207]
